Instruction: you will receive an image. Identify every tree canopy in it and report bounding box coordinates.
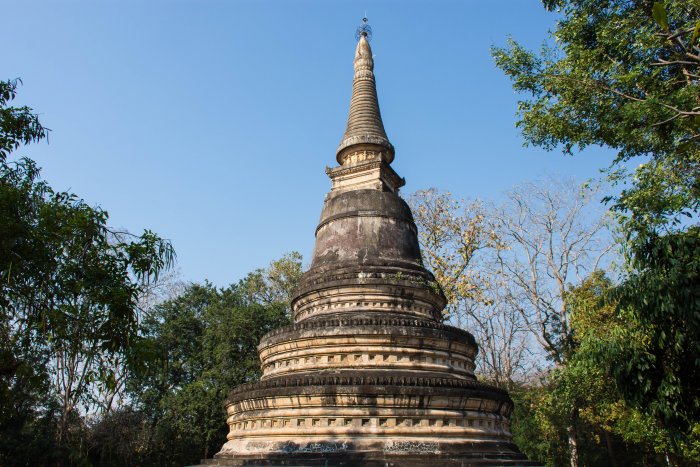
[91,254,301,466]
[0,78,175,464]
[492,0,699,237]
[493,0,700,460]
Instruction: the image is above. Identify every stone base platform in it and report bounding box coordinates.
[192,448,541,467]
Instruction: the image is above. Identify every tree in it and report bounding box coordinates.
[238,251,304,313]
[409,189,523,388]
[0,78,175,464]
[409,179,612,392]
[468,275,533,388]
[492,0,700,456]
[492,0,699,239]
[0,78,47,159]
[409,189,496,322]
[545,271,642,467]
[411,179,612,466]
[94,268,186,416]
[564,270,699,465]
[490,177,613,367]
[493,178,613,467]
[112,254,301,466]
[409,189,532,387]
[601,230,700,462]
[510,272,682,467]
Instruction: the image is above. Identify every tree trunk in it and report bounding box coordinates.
[603,429,618,467]
[567,423,579,467]
[665,451,681,467]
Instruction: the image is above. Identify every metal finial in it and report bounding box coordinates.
[354,16,372,41]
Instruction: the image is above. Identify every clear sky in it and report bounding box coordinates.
[3,0,615,286]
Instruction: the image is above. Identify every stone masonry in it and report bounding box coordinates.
[196,26,537,467]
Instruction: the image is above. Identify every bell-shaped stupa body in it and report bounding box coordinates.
[206,27,536,467]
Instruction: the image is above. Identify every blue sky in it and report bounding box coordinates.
[3,1,616,286]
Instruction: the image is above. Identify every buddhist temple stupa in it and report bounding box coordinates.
[201,21,536,467]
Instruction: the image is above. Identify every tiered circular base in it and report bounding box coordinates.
[208,316,534,466]
[258,315,478,380]
[201,184,538,465]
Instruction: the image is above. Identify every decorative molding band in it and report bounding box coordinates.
[292,266,444,306]
[226,375,510,404]
[260,315,476,344]
[227,415,510,436]
[260,350,476,380]
[292,299,441,322]
[336,135,394,158]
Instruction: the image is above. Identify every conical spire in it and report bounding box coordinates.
[336,28,394,164]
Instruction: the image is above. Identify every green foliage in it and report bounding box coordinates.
[599,228,700,452]
[511,374,660,467]
[510,386,563,466]
[492,0,699,236]
[89,254,300,467]
[511,272,668,466]
[652,2,670,31]
[568,270,698,462]
[0,76,302,466]
[238,251,303,311]
[86,408,149,467]
[493,1,700,461]
[0,79,48,159]
[0,78,174,465]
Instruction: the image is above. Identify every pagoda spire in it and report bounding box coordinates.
[336,22,394,165]
[329,21,404,193]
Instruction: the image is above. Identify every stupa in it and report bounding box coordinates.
[204,21,536,467]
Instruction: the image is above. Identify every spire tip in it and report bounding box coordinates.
[355,17,372,42]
